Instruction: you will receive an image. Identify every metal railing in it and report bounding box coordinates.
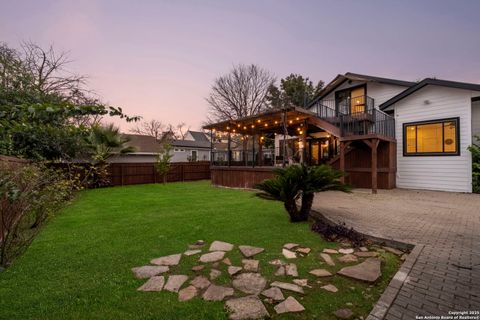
[211,149,276,167]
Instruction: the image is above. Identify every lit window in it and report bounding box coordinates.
[403,118,459,156]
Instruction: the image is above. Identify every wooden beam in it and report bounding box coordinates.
[340,141,346,183]
[371,139,379,194]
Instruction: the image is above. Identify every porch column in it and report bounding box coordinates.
[339,141,345,183]
[252,133,256,168]
[210,129,213,165]
[227,132,231,167]
[258,135,263,166]
[371,139,379,194]
[243,135,247,166]
[282,110,287,167]
[299,122,307,164]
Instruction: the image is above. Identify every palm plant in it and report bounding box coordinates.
[256,164,349,222]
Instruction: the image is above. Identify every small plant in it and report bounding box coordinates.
[155,143,173,184]
[468,135,480,193]
[256,164,349,222]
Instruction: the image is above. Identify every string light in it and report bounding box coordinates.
[289,120,293,124]
[264,123,268,127]
[299,130,303,134]
[243,126,247,130]
[274,120,278,124]
[251,125,255,128]
[226,126,230,130]
[296,117,300,121]
[257,119,261,123]
[237,124,241,127]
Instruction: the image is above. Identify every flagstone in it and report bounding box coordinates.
[274,296,305,314]
[338,254,358,263]
[320,253,335,266]
[269,259,284,266]
[293,279,310,287]
[210,269,221,280]
[270,281,304,294]
[338,258,382,283]
[131,266,169,279]
[282,248,297,259]
[199,251,226,263]
[296,247,311,255]
[190,275,210,290]
[261,287,284,301]
[323,248,339,254]
[309,268,333,277]
[275,265,286,276]
[283,243,299,250]
[151,253,182,266]
[285,263,298,277]
[232,273,267,295]
[209,240,234,252]
[242,259,259,272]
[225,295,270,320]
[191,265,205,272]
[202,284,234,301]
[354,251,379,258]
[321,284,338,293]
[137,276,165,291]
[383,246,403,256]
[188,240,206,250]
[184,249,201,256]
[164,275,189,293]
[228,266,242,276]
[222,258,232,265]
[359,247,368,252]
[178,285,198,302]
[339,248,354,254]
[238,245,264,258]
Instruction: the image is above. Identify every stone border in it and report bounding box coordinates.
[310,210,423,320]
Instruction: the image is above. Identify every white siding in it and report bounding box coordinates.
[367,83,409,108]
[323,80,365,100]
[171,149,210,162]
[472,100,480,139]
[393,86,475,193]
[108,154,158,163]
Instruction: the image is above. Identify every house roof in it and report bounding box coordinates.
[123,134,163,153]
[379,78,480,110]
[171,139,211,149]
[188,130,209,142]
[308,72,415,107]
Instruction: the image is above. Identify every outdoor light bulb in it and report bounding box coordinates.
[261,136,264,140]
[226,126,230,130]
[264,123,268,127]
[257,119,261,123]
[232,129,236,133]
[297,127,301,131]
[237,124,240,127]
[212,129,216,132]
[289,120,293,124]
[274,121,278,124]
[251,125,255,128]
[243,126,247,130]
[296,117,299,120]
[299,131,303,134]
[327,134,330,138]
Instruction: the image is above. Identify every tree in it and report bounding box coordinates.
[267,74,324,109]
[468,135,480,193]
[206,64,275,122]
[155,143,173,184]
[83,124,134,187]
[256,164,348,222]
[130,119,166,140]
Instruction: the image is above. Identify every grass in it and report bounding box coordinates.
[0,181,400,320]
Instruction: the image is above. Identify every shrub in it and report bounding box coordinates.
[0,162,76,267]
[468,135,480,193]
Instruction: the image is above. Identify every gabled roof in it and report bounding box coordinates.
[188,130,209,142]
[123,134,163,153]
[171,140,211,149]
[379,78,480,110]
[308,72,415,108]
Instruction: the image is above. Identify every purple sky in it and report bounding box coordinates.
[2,0,479,132]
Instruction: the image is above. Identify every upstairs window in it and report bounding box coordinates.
[404,118,459,156]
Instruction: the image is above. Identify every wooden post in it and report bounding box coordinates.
[120,164,124,186]
[339,141,345,183]
[258,135,263,166]
[227,132,231,167]
[252,134,256,168]
[153,164,157,184]
[371,139,379,194]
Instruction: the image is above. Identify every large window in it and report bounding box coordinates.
[403,118,459,156]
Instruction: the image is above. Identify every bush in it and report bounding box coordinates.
[468,135,480,193]
[0,162,77,267]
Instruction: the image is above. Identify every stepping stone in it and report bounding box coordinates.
[228,266,242,276]
[212,262,220,268]
[274,296,305,314]
[210,269,221,280]
[270,281,304,294]
[232,273,267,295]
[320,253,335,266]
[178,285,198,302]
[321,284,338,293]
[242,259,259,272]
[131,266,169,279]
[151,253,182,266]
[359,247,368,252]
[192,265,205,272]
[199,251,226,263]
[225,295,270,320]
[184,249,202,256]
[323,248,339,254]
[383,246,403,256]
[283,243,299,250]
[338,258,382,283]
[261,287,284,301]
[202,284,234,301]
[339,248,354,254]
[164,275,189,293]
[334,308,354,319]
[269,259,284,266]
[401,253,408,261]
[293,279,310,287]
[296,247,311,255]
[285,263,298,277]
[222,258,232,265]
[339,254,358,263]
[238,245,264,258]
[282,248,297,259]
[354,251,379,258]
[275,265,286,276]
[190,275,210,290]
[209,240,234,252]
[309,269,333,277]
[189,240,206,249]
[137,276,165,291]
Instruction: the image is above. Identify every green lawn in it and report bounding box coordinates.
[0,181,400,320]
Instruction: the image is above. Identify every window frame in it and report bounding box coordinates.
[402,117,460,157]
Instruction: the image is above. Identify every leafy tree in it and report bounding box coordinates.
[468,135,480,193]
[267,74,324,109]
[155,143,173,184]
[256,164,348,222]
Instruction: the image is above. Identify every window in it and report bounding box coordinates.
[191,150,197,161]
[403,118,459,156]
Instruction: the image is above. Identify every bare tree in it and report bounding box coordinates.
[175,122,190,140]
[206,64,275,123]
[130,119,166,140]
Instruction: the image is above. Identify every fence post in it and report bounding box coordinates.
[120,164,124,186]
[153,164,157,184]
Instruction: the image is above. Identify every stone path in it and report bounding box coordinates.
[313,189,480,319]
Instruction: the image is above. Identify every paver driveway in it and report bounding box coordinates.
[312,189,480,319]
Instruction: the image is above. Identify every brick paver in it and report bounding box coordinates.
[312,189,480,319]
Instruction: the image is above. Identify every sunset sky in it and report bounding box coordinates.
[2,0,479,132]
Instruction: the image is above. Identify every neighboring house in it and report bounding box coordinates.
[308,72,480,192]
[171,130,211,162]
[108,134,163,163]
